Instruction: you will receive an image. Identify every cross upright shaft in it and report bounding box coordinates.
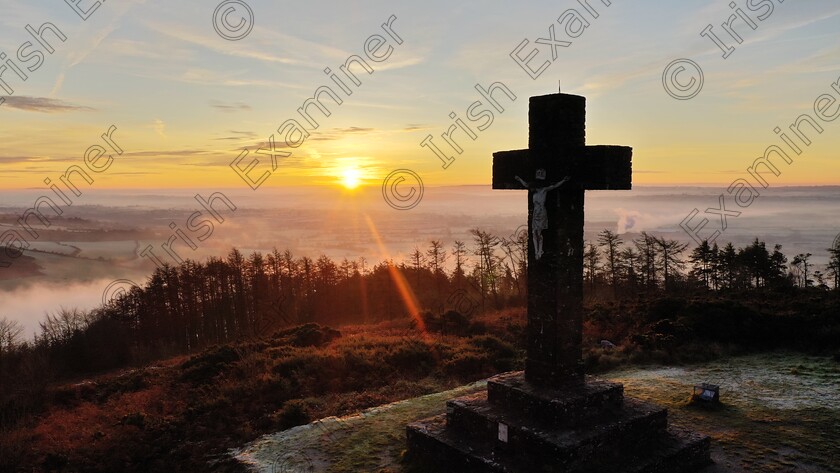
[492,93,632,387]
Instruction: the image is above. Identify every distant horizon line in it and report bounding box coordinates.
[3,183,840,192]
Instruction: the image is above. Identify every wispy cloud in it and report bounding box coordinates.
[108,171,160,176]
[210,101,252,113]
[0,156,53,164]
[142,20,313,67]
[153,119,167,138]
[102,38,193,61]
[50,74,65,97]
[123,150,208,157]
[335,127,374,134]
[1,97,94,113]
[214,130,259,141]
[369,56,424,71]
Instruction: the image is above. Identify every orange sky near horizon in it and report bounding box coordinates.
[2,1,840,192]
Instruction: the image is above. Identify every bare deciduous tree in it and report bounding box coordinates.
[598,230,622,296]
[0,317,23,353]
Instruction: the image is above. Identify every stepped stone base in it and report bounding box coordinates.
[406,371,711,473]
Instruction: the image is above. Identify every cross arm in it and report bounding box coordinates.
[492,145,632,190]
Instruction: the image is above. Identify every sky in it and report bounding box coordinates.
[1,0,840,191]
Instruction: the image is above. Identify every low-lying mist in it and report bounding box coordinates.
[0,279,138,339]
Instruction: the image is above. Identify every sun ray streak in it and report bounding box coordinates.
[363,214,427,335]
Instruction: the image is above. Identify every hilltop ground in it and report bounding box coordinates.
[0,311,526,473]
[2,294,839,472]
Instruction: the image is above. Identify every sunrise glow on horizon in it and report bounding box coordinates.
[2,1,839,192]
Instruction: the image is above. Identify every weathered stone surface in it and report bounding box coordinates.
[445,391,667,471]
[407,414,515,473]
[486,372,623,427]
[407,371,711,473]
[581,426,712,473]
[407,413,710,473]
[529,93,586,151]
[493,147,632,191]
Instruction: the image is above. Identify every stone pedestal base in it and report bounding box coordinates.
[406,371,711,473]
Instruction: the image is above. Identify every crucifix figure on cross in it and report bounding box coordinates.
[493,91,632,386]
[514,174,570,260]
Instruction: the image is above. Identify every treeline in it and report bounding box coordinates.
[94,229,526,358]
[586,231,840,296]
[1,230,839,410]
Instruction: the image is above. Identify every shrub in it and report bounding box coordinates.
[439,310,471,336]
[384,340,436,377]
[179,345,240,384]
[442,352,491,380]
[418,311,438,331]
[273,323,342,348]
[275,399,310,430]
[645,297,685,322]
[468,335,516,360]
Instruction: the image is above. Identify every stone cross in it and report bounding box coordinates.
[492,92,632,386]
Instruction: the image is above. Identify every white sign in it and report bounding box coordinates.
[498,423,509,443]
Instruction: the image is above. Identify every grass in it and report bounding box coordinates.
[607,353,840,472]
[234,381,487,473]
[235,352,840,472]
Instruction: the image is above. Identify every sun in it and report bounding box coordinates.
[340,168,362,189]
